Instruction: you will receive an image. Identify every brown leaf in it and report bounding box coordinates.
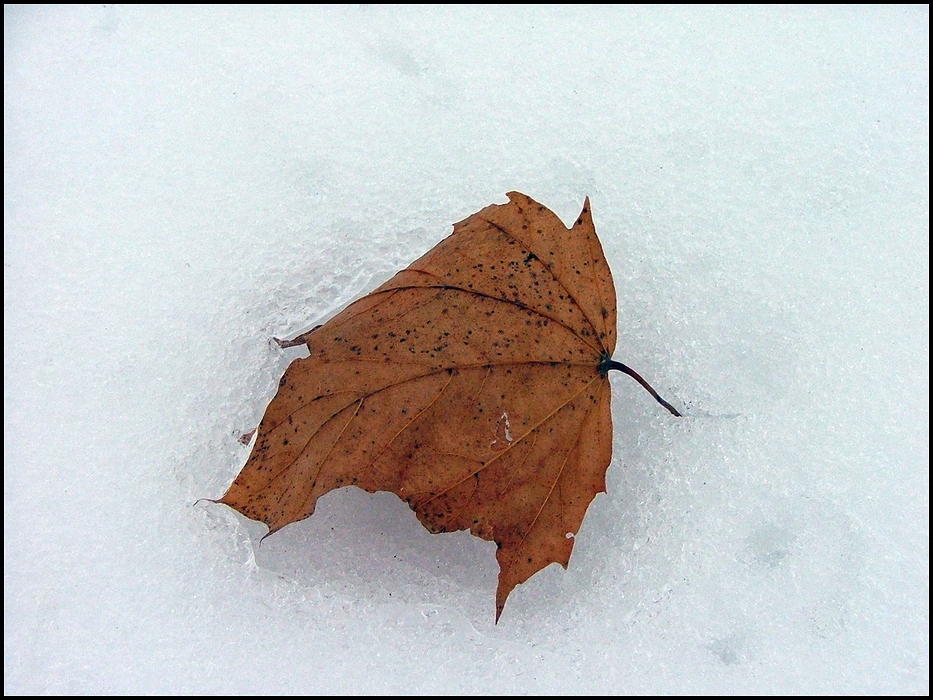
[219,191,679,621]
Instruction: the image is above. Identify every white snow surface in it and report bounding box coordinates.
[4,5,928,694]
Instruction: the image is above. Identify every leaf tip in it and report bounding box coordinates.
[574,196,594,230]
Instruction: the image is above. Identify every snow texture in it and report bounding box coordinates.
[5,5,928,694]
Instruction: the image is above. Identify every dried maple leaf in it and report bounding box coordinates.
[219,191,679,621]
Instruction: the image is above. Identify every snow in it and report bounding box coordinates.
[5,5,928,693]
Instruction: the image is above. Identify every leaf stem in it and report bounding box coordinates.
[605,360,682,417]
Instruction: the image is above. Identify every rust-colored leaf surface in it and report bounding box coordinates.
[219,191,679,621]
